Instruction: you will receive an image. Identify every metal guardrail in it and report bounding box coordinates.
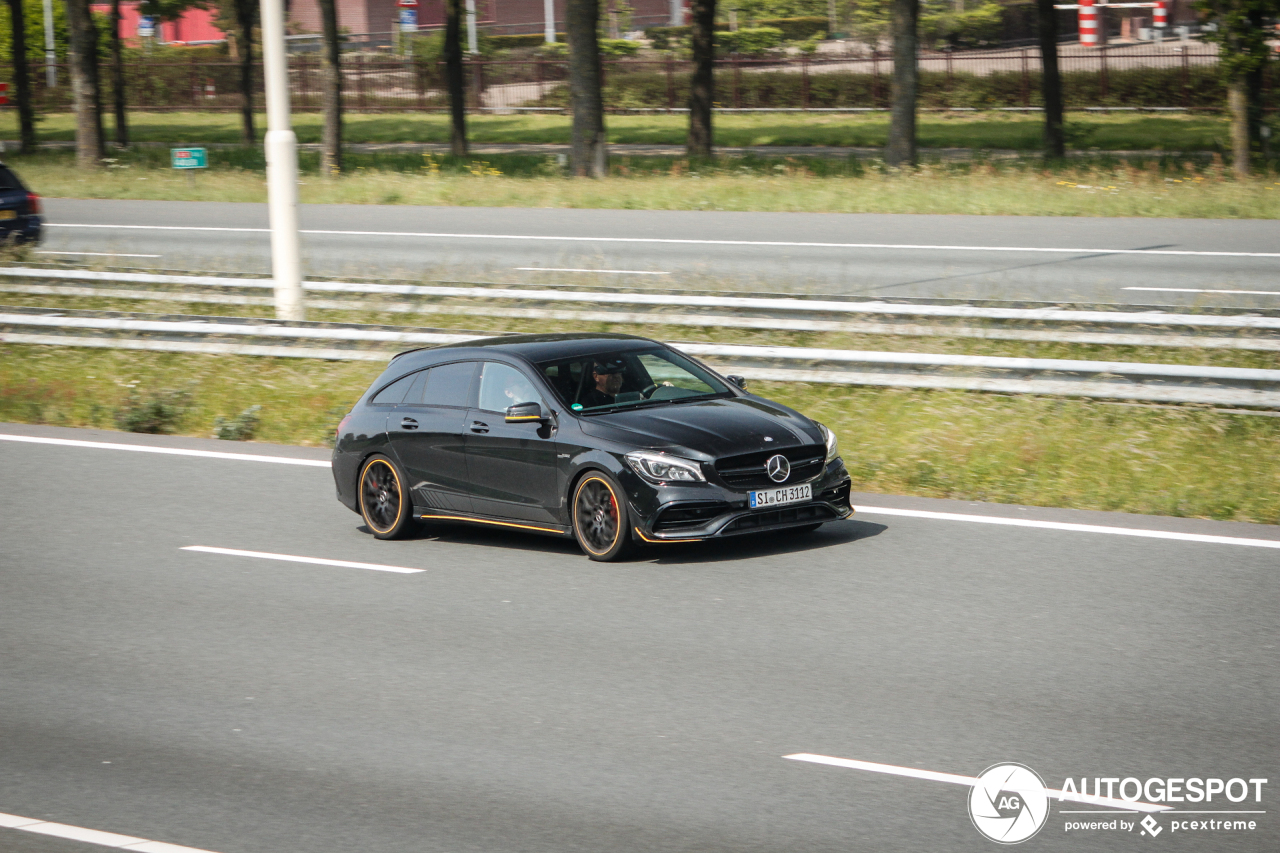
[2,267,1278,351]
[4,307,1279,409]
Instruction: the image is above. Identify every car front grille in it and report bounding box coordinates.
[653,501,732,532]
[713,444,826,490]
[726,503,838,532]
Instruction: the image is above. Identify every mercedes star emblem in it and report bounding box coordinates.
[766,454,790,483]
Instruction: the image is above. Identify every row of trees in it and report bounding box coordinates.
[8,0,1274,174]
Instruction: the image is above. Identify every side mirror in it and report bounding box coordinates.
[505,401,546,423]
[727,375,748,391]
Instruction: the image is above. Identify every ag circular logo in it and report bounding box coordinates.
[766,454,790,483]
[968,763,1049,844]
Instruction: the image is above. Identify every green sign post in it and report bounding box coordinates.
[170,148,208,170]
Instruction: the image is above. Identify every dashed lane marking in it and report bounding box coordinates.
[0,811,219,853]
[181,545,424,574]
[516,267,671,275]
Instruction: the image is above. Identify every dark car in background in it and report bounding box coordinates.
[0,163,41,244]
[332,333,852,561]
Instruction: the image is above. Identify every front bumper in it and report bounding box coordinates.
[627,458,854,542]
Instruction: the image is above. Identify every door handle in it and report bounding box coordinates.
[400,417,418,430]
[470,420,489,434]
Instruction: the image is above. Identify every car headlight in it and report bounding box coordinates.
[817,422,839,463]
[625,451,706,484]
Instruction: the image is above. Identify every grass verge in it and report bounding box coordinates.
[3,343,1278,524]
[0,110,1243,150]
[11,148,1280,217]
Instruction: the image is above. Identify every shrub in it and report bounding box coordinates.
[114,388,190,434]
[716,27,785,55]
[212,405,262,441]
[599,37,641,57]
[755,16,828,40]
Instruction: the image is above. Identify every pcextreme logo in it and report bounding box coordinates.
[783,753,1269,846]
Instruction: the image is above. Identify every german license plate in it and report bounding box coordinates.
[0,210,16,220]
[749,483,812,509]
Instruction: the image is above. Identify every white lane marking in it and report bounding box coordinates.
[784,754,1171,813]
[7,433,1277,549]
[47,224,1280,258]
[0,811,219,852]
[181,546,424,574]
[0,434,332,467]
[35,251,162,258]
[852,505,1280,549]
[1125,287,1280,296]
[516,267,671,275]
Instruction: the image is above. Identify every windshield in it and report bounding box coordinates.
[536,347,731,413]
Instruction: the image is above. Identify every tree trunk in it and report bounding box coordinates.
[1228,78,1248,176]
[687,0,715,158]
[66,0,104,168]
[318,0,342,174]
[445,0,468,155]
[110,0,128,147]
[234,0,257,145]
[1036,0,1063,158]
[6,0,36,153]
[566,0,605,176]
[885,0,917,168]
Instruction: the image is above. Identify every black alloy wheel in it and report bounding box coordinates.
[572,472,632,561]
[358,455,413,539]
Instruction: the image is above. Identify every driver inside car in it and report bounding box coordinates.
[580,358,626,409]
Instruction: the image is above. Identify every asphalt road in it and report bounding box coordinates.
[37,199,1280,307]
[2,422,1277,853]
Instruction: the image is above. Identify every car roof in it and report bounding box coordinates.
[394,333,663,367]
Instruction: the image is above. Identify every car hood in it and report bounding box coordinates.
[577,396,821,460]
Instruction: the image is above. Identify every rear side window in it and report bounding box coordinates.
[370,372,417,405]
[0,168,22,190]
[420,361,476,408]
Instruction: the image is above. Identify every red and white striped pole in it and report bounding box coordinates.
[1079,0,1099,46]
[1153,0,1168,28]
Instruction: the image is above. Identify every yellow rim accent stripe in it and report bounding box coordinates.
[360,458,404,534]
[575,476,621,556]
[419,514,564,534]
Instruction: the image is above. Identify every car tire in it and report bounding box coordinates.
[358,454,414,540]
[571,471,632,562]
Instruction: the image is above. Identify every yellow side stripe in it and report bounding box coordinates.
[419,514,564,534]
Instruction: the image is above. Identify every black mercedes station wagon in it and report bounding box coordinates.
[333,334,852,561]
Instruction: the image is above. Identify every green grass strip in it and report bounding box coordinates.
[3,344,1277,524]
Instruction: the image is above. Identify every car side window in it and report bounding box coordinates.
[369,371,417,405]
[477,362,541,413]
[420,361,477,408]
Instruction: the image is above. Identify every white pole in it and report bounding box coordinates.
[465,0,478,54]
[260,0,305,321]
[42,0,56,88]
[669,0,682,27]
[544,0,555,42]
